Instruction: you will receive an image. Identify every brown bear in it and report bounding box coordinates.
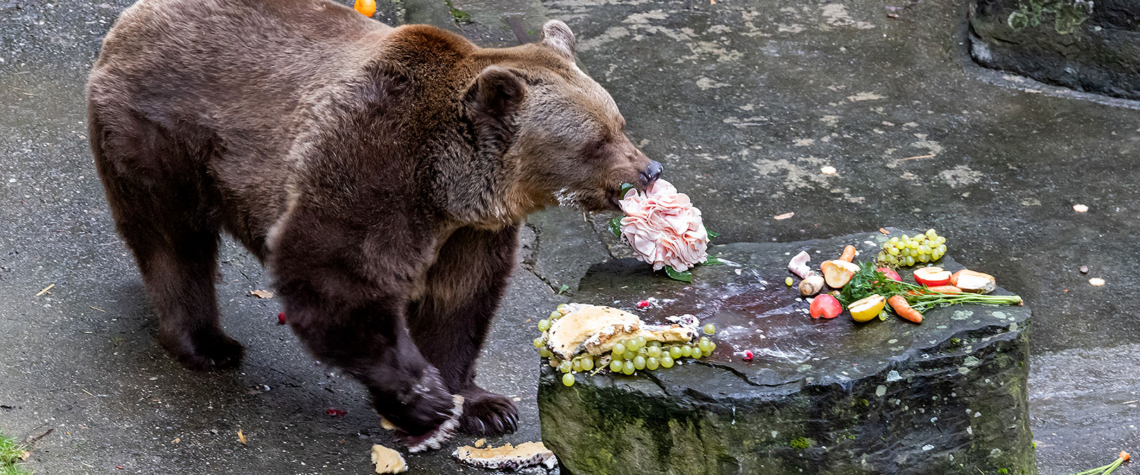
[86,0,661,449]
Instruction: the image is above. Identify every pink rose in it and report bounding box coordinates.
[618,179,709,272]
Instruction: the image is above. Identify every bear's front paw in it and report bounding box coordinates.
[379,367,463,452]
[458,386,519,436]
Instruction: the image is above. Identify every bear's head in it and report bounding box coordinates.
[464,21,662,215]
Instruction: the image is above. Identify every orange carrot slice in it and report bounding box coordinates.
[888,295,923,323]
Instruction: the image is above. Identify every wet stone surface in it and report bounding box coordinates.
[540,231,1034,474]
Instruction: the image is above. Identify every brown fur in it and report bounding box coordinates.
[87,0,660,438]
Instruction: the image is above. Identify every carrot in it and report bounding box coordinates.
[839,245,856,263]
[888,295,923,323]
[1121,451,1131,462]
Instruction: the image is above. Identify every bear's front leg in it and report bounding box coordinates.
[407,224,521,436]
[285,294,462,450]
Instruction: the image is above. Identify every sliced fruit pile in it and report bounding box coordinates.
[787,232,1021,324]
[533,304,717,386]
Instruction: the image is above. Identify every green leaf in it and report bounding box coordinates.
[664,265,693,283]
[703,256,725,266]
[707,230,721,239]
[609,217,623,237]
[558,284,570,295]
[620,182,636,197]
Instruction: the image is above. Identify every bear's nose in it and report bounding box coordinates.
[640,160,663,186]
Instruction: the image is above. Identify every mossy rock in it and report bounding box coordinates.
[970,0,1140,100]
[538,231,1036,474]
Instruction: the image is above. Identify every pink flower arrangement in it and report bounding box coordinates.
[618,179,709,272]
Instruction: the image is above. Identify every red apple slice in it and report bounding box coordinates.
[809,294,842,319]
[913,267,952,287]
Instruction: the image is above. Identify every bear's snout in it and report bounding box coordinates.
[639,160,663,187]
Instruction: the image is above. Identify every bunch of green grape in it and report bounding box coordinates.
[876,229,947,267]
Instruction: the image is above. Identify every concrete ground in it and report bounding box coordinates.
[0,0,1137,474]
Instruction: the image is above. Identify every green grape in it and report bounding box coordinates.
[533,337,545,349]
[635,336,647,347]
[539,348,552,358]
[918,254,930,263]
[886,255,899,265]
[669,346,683,359]
[889,237,899,245]
[918,244,931,254]
[610,359,623,372]
[622,361,635,375]
[895,241,907,250]
[936,236,946,245]
[708,342,716,353]
[690,349,703,360]
[698,340,711,353]
[661,355,674,368]
[936,245,947,254]
[613,343,626,356]
[907,241,919,249]
[637,348,648,358]
[538,319,550,332]
[581,356,594,371]
[646,357,659,370]
[556,304,568,311]
[572,359,582,372]
[887,247,899,256]
[559,361,572,373]
[633,356,647,370]
[562,373,575,386]
[625,351,636,360]
[681,345,693,357]
[647,346,662,358]
[703,324,716,335]
[550,310,561,319]
[926,229,937,239]
[900,234,909,241]
[649,341,661,348]
[905,256,915,266]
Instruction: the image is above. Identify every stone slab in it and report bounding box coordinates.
[540,231,1035,474]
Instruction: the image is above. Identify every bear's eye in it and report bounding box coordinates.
[583,140,609,162]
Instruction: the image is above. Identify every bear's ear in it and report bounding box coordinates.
[541,20,576,60]
[464,66,527,151]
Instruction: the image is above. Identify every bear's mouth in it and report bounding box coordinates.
[608,187,624,210]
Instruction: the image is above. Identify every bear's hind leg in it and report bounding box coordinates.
[133,229,243,370]
[91,109,242,370]
[408,225,520,436]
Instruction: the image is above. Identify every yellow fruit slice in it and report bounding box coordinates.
[848,294,886,323]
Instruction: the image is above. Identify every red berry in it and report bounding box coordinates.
[636,300,650,308]
[743,350,754,361]
[326,408,347,417]
[277,312,286,325]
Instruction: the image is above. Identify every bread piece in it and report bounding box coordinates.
[453,441,558,470]
[546,305,640,360]
[370,444,408,474]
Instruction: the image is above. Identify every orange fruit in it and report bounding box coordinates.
[355,0,376,17]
